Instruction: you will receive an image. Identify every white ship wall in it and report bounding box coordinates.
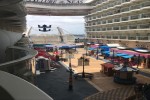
[0,29,22,63]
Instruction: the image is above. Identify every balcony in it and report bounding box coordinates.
[141,1,150,8]
[87,35,150,41]
[0,70,53,100]
[130,4,141,10]
[141,13,150,18]
[0,46,37,82]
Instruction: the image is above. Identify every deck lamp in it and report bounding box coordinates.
[68,50,73,91]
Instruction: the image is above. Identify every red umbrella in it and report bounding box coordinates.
[35,51,49,58]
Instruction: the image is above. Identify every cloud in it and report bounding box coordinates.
[26,15,85,35]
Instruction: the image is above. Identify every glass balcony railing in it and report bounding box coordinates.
[113,36,119,39]
[0,70,53,100]
[138,36,149,40]
[120,36,127,39]
[141,1,150,7]
[141,13,150,18]
[106,36,111,39]
[88,35,150,41]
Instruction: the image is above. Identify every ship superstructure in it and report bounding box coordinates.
[85,0,150,49]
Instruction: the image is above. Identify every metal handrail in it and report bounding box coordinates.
[0,46,37,68]
[25,1,91,6]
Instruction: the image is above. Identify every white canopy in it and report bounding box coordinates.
[107,44,120,48]
[36,56,49,60]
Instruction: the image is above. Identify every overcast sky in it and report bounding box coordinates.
[26,15,85,35]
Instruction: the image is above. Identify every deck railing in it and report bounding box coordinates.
[87,35,150,41]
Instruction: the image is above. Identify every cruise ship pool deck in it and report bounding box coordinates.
[62,48,150,91]
[36,47,150,100]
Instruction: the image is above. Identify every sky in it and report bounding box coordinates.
[26,15,85,35]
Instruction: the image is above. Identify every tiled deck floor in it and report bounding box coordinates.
[62,48,150,91]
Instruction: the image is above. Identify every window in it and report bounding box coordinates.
[122,17,128,21]
[113,36,118,39]
[130,4,141,10]
[120,36,126,39]
[141,1,150,7]
[102,28,106,31]
[129,25,137,29]
[130,15,139,20]
[140,24,150,29]
[107,36,111,39]
[122,0,130,3]
[121,7,129,12]
[120,26,127,30]
[92,22,96,25]
[113,26,119,30]
[141,13,150,18]
[108,19,113,23]
[114,18,120,22]
[102,20,106,24]
[97,21,101,24]
[107,27,112,30]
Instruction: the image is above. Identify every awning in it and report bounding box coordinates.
[90,45,98,48]
[121,55,134,59]
[35,51,50,58]
[36,56,49,60]
[117,46,130,50]
[102,51,110,54]
[114,66,138,72]
[106,44,120,48]
[136,50,150,53]
[45,45,54,48]
[99,45,110,51]
[88,48,96,50]
[116,53,128,56]
[111,48,150,58]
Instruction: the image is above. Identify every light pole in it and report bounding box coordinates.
[74,53,93,79]
[137,54,140,68]
[82,54,85,78]
[68,52,73,91]
[86,46,88,56]
[96,39,99,60]
[85,38,88,56]
[112,50,114,64]
[96,46,99,60]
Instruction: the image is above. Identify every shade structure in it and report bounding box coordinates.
[88,47,96,50]
[133,48,147,51]
[103,51,110,54]
[106,44,120,48]
[116,53,128,57]
[36,56,49,60]
[114,66,138,72]
[45,45,53,47]
[90,45,98,48]
[34,48,46,52]
[99,45,110,51]
[113,63,138,84]
[121,55,133,59]
[53,51,61,55]
[59,46,70,49]
[59,45,77,49]
[111,48,150,58]
[35,51,50,58]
